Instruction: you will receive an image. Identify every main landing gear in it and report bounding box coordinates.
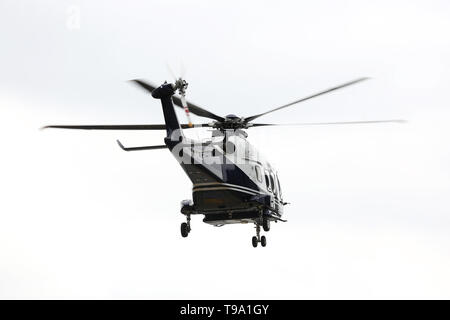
[252,211,270,247]
[180,214,191,238]
[252,223,267,248]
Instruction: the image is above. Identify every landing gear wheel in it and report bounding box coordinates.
[262,219,270,232]
[261,235,267,247]
[181,222,189,238]
[252,236,258,248]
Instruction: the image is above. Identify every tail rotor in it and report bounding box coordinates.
[167,62,193,127]
[174,78,193,127]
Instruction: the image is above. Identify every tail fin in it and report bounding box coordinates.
[151,83,183,141]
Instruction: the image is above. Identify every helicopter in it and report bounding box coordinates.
[43,76,403,247]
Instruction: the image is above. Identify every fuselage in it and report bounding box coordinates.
[174,130,284,225]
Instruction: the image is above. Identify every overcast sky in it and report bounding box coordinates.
[1,0,450,299]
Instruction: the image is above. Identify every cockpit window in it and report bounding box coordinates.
[276,174,282,198]
[255,166,262,183]
[224,141,235,154]
[264,172,271,191]
[270,173,276,195]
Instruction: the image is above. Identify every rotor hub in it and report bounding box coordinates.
[212,115,248,130]
[173,78,188,95]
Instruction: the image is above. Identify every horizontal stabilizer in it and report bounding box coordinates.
[116,140,167,152]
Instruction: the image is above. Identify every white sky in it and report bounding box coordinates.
[1,0,450,299]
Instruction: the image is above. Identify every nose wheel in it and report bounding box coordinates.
[180,214,191,238]
[260,235,267,247]
[251,223,267,247]
[252,236,258,247]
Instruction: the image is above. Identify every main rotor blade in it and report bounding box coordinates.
[41,124,210,130]
[131,79,224,122]
[250,119,406,127]
[171,95,224,122]
[130,79,158,94]
[245,77,370,122]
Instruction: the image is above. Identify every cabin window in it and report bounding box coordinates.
[255,166,262,183]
